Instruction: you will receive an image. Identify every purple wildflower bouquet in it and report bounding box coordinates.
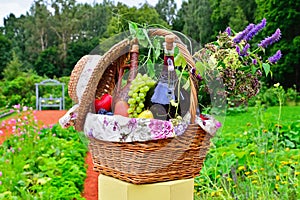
[194,18,282,107]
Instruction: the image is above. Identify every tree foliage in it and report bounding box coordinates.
[0,33,12,79]
[255,0,300,89]
[155,0,177,25]
[0,0,298,91]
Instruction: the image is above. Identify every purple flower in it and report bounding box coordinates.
[236,45,241,55]
[252,59,258,65]
[225,27,231,36]
[258,28,281,48]
[191,67,196,74]
[240,43,250,56]
[196,74,202,81]
[268,50,282,63]
[233,24,255,43]
[245,18,266,41]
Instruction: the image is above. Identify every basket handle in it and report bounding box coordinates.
[74,29,198,131]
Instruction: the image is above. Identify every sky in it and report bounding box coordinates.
[0,0,182,27]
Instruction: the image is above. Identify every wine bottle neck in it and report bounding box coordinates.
[128,52,139,82]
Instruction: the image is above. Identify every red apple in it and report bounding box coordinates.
[94,94,112,113]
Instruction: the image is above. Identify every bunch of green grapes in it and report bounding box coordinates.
[127,73,156,118]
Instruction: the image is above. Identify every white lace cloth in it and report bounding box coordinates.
[59,107,220,142]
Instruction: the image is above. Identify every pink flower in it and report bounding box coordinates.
[0,171,2,176]
[216,121,222,128]
[0,130,3,135]
[23,106,28,111]
[13,104,21,109]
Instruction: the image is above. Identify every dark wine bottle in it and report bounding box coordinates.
[150,35,181,120]
[113,44,139,117]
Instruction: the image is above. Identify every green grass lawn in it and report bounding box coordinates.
[220,106,300,134]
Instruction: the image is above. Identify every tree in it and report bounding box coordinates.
[229,6,249,32]
[34,46,60,78]
[255,0,300,90]
[105,3,169,37]
[172,1,187,31]
[2,51,24,81]
[155,0,177,25]
[181,0,214,44]
[0,33,12,78]
[210,0,251,35]
[49,0,79,64]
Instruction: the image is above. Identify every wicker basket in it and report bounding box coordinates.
[68,28,213,184]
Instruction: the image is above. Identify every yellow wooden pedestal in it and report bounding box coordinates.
[98,174,194,200]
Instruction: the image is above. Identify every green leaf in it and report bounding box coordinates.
[174,46,179,56]
[147,59,155,79]
[174,53,183,66]
[137,29,148,47]
[153,37,161,60]
[23,164,30,169]
[57,157,68,165]
[251,65,257,74]
[128,22,138,36]
[195,61,205,77]
[262,63,270,77]
[183,78,191,90]
[38,165,48,171]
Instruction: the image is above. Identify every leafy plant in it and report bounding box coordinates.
[194,19,282,109]
[0,105,87,199]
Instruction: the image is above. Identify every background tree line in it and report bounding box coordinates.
[0,0,299,91]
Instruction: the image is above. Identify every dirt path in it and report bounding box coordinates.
[0,110,98,200]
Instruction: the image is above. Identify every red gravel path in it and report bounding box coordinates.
[0,110,98,200]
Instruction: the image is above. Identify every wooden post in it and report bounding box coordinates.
[98,174,194,200]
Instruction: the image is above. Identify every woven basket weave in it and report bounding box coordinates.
[69,28,212,184]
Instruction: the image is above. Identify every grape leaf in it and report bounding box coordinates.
[129,22,138,36]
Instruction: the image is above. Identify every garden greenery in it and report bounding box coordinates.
[194,85,300,199]
[0,105,87,199]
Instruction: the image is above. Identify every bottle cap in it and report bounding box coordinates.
[165,35,175,50]
[131,44,139,53]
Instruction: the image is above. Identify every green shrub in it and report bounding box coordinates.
[0,107,87,199]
